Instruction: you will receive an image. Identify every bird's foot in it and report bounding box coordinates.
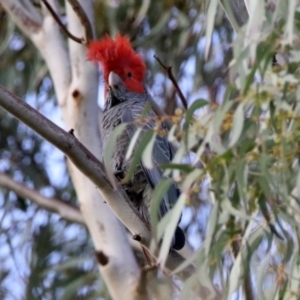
[114,169,125,181]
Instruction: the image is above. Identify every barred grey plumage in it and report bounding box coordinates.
[101,72,185,250]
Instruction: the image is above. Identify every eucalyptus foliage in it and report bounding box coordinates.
[153,0,300,298]
[1,0,300,299]
[110,0,300,298]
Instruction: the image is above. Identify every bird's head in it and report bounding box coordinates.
[87,33,146,97]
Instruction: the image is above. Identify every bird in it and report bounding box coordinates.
[87,33,185,250]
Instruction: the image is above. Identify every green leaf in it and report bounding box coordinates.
[159,163,194,173]
[141,131,157,168]
[257,254,271,300]
[183,98,208,149]
[150,178,173,241]
[172,246,204,275]
[245,223,265,254]
[103,123,127,187]
[228,251,243,297]
[205,0,218,59]
[281,229,294,264]
[213,100,234,135]
[235,160,247,202]
[204,200,219,256]
[158,193,186,268]
[185,99,208,126]
[289,242,300,296]
[125,127,143,160]
[123,130,154,183]
[228,102,245,147]
[284,0,296,44]
[181,169,203,191]
[222,198,252,220]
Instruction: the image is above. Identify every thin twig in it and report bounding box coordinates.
[41,0,84,44]
[66,0,94,43]
[68,128,75,135]
[154,55,188,110]
[231,238,255,300]
[0,172,85,224]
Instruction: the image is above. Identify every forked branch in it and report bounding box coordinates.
[41,0,93,44]
[0,84,150,243]
[154,55,188,110]
[41,0,83,44]
[0,172,85,224]
[67,0,94,42]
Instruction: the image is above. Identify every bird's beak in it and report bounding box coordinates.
[108,72,121,89]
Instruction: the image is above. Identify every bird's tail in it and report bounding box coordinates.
[172,226,185,250]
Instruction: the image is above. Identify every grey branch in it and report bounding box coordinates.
[0,83,152,245]
[0,84,227,297]
[1,0,42,33]
[154,55,188,110]
[66,0,94,43]
[41,0,84,44]
[0,84,194,276]
[0,172,85,224]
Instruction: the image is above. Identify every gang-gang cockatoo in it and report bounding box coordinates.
[87,34,185,250]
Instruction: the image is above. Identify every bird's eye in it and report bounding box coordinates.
[127,72,132,78]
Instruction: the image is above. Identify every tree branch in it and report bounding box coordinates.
[231,239,254,300]
[66,0,94,43]
[154,55,188,110]
[41,0,84,44]
[3,0,72,107]
[0,171,196,292]
[2,2,144,298]
[1,0,42,34]
[0,83,151,245]
[0,84,202,283]
[0,172,85,225]
[21,0,43,22]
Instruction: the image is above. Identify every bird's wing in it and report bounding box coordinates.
[121,102,178,217]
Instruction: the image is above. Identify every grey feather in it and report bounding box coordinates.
[121,106,178,218]
[100,73,185,250]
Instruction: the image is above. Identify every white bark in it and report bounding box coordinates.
[63,1,141,298]
[1,1,141,299]
[0,73,222,299]
[0,0,225,297]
